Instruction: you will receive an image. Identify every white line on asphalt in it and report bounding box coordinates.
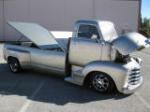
[18,80,46,112]
[135,92,150,110]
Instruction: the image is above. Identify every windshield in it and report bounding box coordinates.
[99,21,118,42]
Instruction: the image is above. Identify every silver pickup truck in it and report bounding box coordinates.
[3,20,149,94]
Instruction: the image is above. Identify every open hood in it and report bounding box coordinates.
[8,21,65,51]
[112,32,150,55]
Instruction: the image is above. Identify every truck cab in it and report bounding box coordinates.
[73,20,117,41]
[3,20,149,94]
[70,20,118,64]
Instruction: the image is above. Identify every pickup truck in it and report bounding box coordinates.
[3,20,149,94]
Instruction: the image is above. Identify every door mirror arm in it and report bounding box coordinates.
[97,39,105,45]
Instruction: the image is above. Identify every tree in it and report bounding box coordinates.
[139,17,150,38]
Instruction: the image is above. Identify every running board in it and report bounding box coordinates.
[64,76,82,86]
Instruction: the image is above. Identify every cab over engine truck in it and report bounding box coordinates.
[3,20,149,94]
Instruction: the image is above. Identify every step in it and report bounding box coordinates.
[64,76,82,86]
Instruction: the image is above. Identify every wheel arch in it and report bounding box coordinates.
[82,61,127,92]
[7,56,22,73]
[83,71,116,87]
[6,50,31,69]
[7,56,21,65]
[7,56,25,70]
[84,71,117,93]
[7,56,19,62]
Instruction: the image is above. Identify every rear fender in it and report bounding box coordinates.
[5,46,31,68]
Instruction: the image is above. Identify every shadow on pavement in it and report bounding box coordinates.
[0,63,129,105]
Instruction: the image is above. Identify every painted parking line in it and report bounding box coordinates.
[18,80,46,112]
[135,92,150,110]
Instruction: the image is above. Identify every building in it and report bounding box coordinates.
[0,0,141,41]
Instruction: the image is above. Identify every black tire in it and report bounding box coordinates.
[8,58,21,73]
[90,72,115,93]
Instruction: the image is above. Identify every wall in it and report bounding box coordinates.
[0,0,4,41]
[94,0,139,34]
[1,0,140,41]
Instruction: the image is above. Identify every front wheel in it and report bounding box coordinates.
[8,58,21,73]
[90,72,115,93]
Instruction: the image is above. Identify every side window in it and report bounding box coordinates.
[77,24,100,39]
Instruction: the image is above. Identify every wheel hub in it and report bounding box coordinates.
[9,61,18,72]
[92,74,109,92]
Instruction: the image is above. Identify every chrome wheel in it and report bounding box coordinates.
[8,58,21,73]
[90,72,114,93]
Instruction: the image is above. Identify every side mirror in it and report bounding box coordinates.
[91,34,98,39]
[91,34,100,43]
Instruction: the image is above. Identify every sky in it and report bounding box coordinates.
[142,0,150,18]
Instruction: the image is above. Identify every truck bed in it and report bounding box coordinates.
[6,40,68,52]
[6,41,39,48]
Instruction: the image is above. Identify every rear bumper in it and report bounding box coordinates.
[121,76,143,94]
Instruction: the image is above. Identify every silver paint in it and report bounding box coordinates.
[4,20,149,94]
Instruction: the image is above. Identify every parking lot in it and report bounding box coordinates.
[0,43,150,112]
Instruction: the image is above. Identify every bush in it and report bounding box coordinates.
[139,17,150,38]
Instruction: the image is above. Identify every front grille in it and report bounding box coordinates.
[128,68,141,85]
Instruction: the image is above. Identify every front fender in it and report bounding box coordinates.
[82,61,128,92]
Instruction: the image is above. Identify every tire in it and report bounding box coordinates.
[90,72,115,93]
[8,58,21,73]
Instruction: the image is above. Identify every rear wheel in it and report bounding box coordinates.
[90,72,115,93]
[8,58,21,73]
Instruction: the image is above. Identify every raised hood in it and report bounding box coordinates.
[8,21,65,51]
[112,32,150,55]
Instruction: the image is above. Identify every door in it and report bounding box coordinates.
[69,24,103,66]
